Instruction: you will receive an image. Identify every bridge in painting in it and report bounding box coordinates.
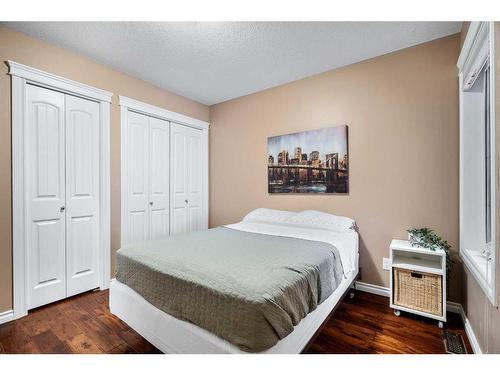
[267,164,348,193]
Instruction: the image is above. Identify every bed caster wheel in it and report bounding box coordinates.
[394,309,401,317]
[438,321,444,329]
[349,292,355,299]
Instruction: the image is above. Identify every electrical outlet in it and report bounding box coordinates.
[382,257,391,271]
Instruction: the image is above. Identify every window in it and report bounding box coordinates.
[459,22,497,305]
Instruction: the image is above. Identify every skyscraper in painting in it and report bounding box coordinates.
[277,149,289,165]
[267,126,348,194]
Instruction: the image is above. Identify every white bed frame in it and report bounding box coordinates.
[109,268,358,354]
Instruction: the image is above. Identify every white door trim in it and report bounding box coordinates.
[119,95,209,130]
[120,96,209,246]
[8,61,113,103]
[8,61,112,320]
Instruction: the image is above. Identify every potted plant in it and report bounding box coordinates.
[407,228,454,288]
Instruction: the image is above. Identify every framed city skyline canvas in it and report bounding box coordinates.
[267,126,349,194]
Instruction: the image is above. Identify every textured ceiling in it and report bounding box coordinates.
[6,22,461,105]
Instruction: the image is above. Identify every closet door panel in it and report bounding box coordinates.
[26,84,66,309]
[150,210,168,239]
[188,206,203,232]
[126,111,150,243]
[187,129,203,232]
[170,123,189,234]
[65,95,100,297]
[170,123,204,234]
[149,117,169,239]
[171,207,188,235]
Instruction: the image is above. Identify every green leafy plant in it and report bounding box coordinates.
[407,228,454,287]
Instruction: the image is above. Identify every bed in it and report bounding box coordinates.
[110,209,359,353]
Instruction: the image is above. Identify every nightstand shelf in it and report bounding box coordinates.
[391,254,443,275]
[389,239,446,327]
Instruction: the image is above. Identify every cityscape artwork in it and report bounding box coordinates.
[268,126,349,194]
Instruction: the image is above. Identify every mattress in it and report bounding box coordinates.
[116,226,345,352]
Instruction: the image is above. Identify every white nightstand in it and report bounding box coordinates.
[389,239,447,328]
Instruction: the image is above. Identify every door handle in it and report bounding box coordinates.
[60,206,65,212]
[149,201,153,206]
[185,199,188,204]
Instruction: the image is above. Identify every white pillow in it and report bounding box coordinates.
[242,208,296,224]
[285,210,355,231]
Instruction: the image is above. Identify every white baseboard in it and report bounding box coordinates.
[446,301,462,314]
[354,281,390,297]
[353,281,482,353]
[0,310,14,325]
[454,304,482,354]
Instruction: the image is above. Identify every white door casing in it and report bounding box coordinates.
[26,84,67,309]
[9,61,112,319]
[65,95,100,297]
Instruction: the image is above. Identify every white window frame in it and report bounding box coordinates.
[8,61,113,319]
[458,22,498,306]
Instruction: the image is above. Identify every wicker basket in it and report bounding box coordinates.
[393,268,443,316]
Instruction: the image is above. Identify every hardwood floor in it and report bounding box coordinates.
[305,291,472,354]
[0,290,160,354]
[0,289,471,354]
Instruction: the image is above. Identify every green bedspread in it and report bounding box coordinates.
[116,227,344,352]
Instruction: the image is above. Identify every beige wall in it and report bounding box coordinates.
[7,23,497,351]
[209,34,463,302]
[0,26,210,312]
[461,22,500,354]
[0,25,471,324]
[4,21,499,352]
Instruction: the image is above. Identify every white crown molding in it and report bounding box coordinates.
[119,95,209,130]
[0,310,14,325]
[7,60,113,103]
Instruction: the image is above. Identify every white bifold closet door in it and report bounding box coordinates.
[26,84,100,310]
[65,95,100,297]
[170,122,203,234]
[124,111,169,245]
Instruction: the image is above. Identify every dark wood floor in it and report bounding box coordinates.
[305,291,472,354]
[0,289,471,354]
